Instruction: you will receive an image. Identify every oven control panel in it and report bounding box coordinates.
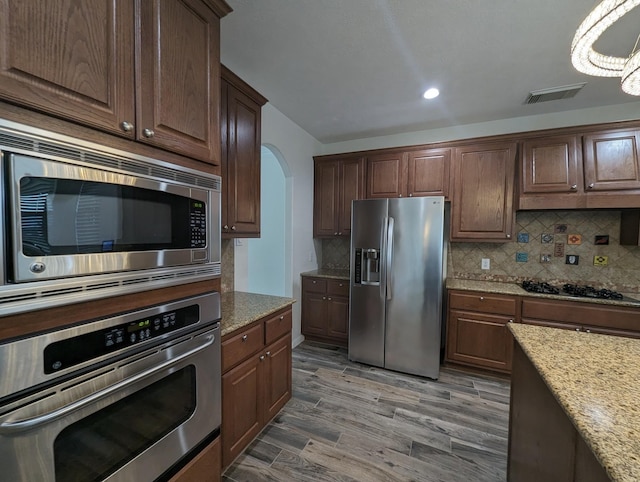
[190,201,207,248]
[43,304,200,374]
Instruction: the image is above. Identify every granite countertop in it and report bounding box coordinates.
[446,278,640,308]
[509,323,640,482]
[220,291,295,337]
[300,269,350,280]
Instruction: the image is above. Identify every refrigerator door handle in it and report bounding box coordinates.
[386,216,394,300]
[380,216,388,300]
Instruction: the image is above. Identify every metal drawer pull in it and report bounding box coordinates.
[279,316,284,320]
[259,355,265,361]
[266,351,271,357]
[242,334,248,341]
[0,335,215,434]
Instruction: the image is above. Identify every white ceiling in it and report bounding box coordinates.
[220,0,640,144]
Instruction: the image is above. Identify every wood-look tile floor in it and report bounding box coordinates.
[222,342,510,482]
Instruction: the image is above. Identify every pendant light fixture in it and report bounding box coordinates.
[570,0,640,95]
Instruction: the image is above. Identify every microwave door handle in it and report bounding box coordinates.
[0,334,215,434]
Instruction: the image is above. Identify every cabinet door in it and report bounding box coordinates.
[366,152,407,198]
[263,334,292,422]
[522,135,581,194]
[583,129,640,191]
[446,310,514,372]
[313,161,339,237]
[223,83,262,235]
[451,143,516,241]
[327,295,349,342]
[301,291,328,337]
[0,0,135,136]
[407,148,451,198]
[338,158,365,236]
[137,0,221,163]
[222,354,262,469]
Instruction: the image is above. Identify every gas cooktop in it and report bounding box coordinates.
[521,280,639,303]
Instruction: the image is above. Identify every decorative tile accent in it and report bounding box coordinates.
[541,233,554,244]
[516,252,529,262]
[554,243,565,257]
[567,234,582,245]
[554,224,568,234]
[566,254,580,265]
[595,235,609,245]
[540,254,552,263]
[594,255,608,266]
[517,232,529,243]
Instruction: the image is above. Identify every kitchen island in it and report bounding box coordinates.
[508,323,640,482]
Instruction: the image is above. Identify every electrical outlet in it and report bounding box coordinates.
[481,258,490,270]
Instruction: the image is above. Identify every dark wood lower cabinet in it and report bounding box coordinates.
[301,276,349,346]
[221,308,292,470]
[168,437,221,482]
[508,343,610,482]
[445,290,516,374]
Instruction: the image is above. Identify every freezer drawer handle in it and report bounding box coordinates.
[0,334,215,434]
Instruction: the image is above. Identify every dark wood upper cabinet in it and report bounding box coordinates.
[0,0,231,164]
[366,152,408,198]
[406,148,450,198]
[451,142,516,241]
[0,0,135,136]
[583,129,640,191]
[137,0,224,163]
[521,135,582,194]
[220,66,267,237]
[313,155,364,237]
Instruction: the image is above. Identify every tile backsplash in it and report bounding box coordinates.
[320,210,640,294]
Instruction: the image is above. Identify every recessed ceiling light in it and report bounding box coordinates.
[423,88,440,100]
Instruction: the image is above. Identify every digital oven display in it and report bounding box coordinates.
[43,304,199,374]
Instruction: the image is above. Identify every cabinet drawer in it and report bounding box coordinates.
[303,277,327,293]
[449,291,517,316]
[522,298,640,332]
[222,323,264,372]
[327,279,349,296]
[265,309,292,345]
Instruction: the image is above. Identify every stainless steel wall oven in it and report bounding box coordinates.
[0,292,221,481]
[0,118,221,316]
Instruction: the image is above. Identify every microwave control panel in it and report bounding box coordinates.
[43,305,200,374]
[190,201,207,248]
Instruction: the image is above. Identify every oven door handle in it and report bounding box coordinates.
[0,334,215,434]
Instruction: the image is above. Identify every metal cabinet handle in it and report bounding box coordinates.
[279,316,284,320]
[143,128,155,138]
[588,183,594,189]
[506,234,511,239]
[408,193,413,197]
[575,328,581,332]
[259,355,265,361]
[0,335,215,433]
[223,225,229,230]
[570,184,577,190]
[231,226,236,231]
[327,297,332,301]
[585,329,591,333]
[312,280,317,284]
[266,351,271,357]
[322,296,326,300]
[120,121,134,132]
[508,319,514,323]
[334,232,338,235]
[339,283,343,287]
[480,296,484,301]
[338,232,342,235]
[241,334,248,342]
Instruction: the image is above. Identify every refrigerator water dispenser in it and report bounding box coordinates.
[354,248,380,285]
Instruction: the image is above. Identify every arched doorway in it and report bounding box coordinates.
[246,145,291,297]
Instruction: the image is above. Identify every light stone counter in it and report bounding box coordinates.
[220,291,295,337]
[509,323,640,482]
[300,269,350,280]
[446,278,640,308]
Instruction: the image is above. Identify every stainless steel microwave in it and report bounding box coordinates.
[0,119,220,315]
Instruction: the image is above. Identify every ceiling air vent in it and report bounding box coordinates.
[525,83,586,104]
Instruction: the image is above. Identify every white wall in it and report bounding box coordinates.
[319,101,640,155]
[234,104,322,347]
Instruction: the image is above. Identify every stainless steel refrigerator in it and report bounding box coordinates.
[349,197,449,379]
